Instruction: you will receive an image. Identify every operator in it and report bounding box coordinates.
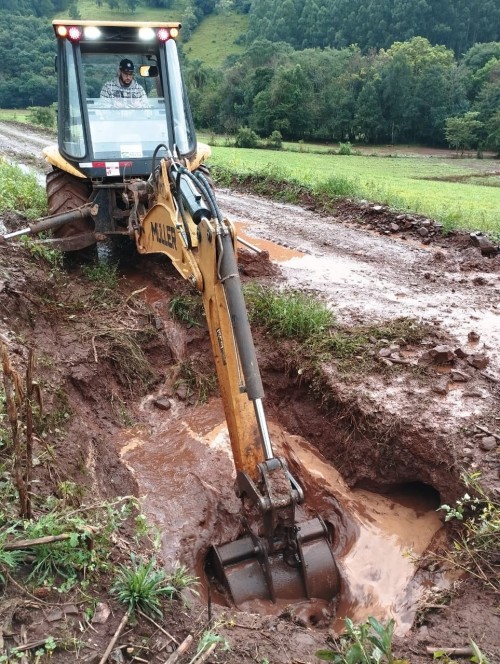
[100,59,148,108]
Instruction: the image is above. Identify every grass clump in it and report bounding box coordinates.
[111,554,198,618]
[96,327,155,390]
[167,562,199,596]
[244,284,335,341]
[244,284,431,375]
[315,174,360,199]
[112,554,174,617]
[82,262,119,290]
[0,160,47,219]
[169,290,205,327]
[175,359,217,404]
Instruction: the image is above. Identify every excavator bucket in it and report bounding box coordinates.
[209,517,339,605]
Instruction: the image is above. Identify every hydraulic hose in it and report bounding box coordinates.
[217,228,265,402]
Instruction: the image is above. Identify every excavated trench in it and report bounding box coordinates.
[112,244,455,638]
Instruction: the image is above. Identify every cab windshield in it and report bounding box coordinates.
[59,36,195,162]
[82,52,168,160]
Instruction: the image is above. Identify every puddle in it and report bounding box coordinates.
[235,221,304,261]
[115,397,444,635]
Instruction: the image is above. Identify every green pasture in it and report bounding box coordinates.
[185,13,249,68]
[0,109,29,122]
[208,146,500,234]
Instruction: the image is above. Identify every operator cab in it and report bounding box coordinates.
[53,21,196,178]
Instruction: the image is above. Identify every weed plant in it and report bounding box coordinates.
[167,562,199,596]
[316,616,408,663]
[0,526,25,585]
[20,236,63,270]
[437,472,499,591]
[188,628,230,664]
[0,160,47,219]
[0,487,137,593]
[82,262,119,290]
[20,496,136,592]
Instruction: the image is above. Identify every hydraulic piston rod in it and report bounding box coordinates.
[3,204,97,240]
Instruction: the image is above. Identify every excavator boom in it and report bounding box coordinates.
[136,156,339,605]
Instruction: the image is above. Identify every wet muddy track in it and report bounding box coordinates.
[1,122,499,662]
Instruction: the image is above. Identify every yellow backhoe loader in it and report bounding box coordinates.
[5,20,339,606]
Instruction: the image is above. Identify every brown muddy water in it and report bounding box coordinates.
[115,394,445,636]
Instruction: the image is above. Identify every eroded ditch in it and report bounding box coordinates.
[1,181,498,659]
[113,256,457,638]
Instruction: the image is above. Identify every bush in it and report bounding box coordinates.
[338,141,352,155]
[27,104,56,129]
[267,130,283,149]
[235,127,259,148]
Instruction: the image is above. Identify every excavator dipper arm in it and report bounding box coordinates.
[136,157,339,605]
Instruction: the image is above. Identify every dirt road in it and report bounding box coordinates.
[1,121,499,663]
[4,118,497,383]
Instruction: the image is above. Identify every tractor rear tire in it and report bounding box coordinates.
[46,168,95,251]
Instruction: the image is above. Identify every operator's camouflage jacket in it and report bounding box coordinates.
[100,77,147,100]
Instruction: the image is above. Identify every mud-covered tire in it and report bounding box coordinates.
[46,168,95,248]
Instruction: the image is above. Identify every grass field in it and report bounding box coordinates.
[208,146,500,234]
[185,13,249,68]
[0,109,29,122]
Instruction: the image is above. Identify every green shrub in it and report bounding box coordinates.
[338,142,353,155]
[27,104,56,129]
[267,130,283,149]
[235,127,259,148]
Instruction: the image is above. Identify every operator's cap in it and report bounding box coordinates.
[119,59,135,73]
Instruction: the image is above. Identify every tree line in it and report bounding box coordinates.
[0,4,499,152]
[186,38,500,151]
[247,0,500,57]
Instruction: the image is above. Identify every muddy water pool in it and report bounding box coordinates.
[115,393,445,635]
